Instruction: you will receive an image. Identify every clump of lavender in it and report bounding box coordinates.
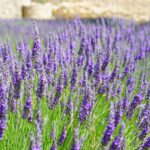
[26,51,32,73]
[146,86,150,100]
[79,87,93,123]
[121,92,128,112]
[94,55,100,85]
[50,141,57,150]
[102,103,115,146]
[79,71,87,88]
[0,82,7,141]
[98,81,109,95]
[21,62,27,80]
[139,137,150,150]
[36,70,47,99]
[109,63,117,83]
[101,52,109,72]
[121,62,129,79]
[139,126,149,140]
[126,94,142,118]
[22,77,33,122]
[65,94,72,115]
[13,67,22,99]
[32,22,42,72]
[109,122,125,150]
[51,74,63,108]
[138,102,149,121]
[22,97,32,122]
[114,101,123,128]
[70,61,78,90]
[58,126,66,145]
[126,76,135,95]
[136,102,150,140]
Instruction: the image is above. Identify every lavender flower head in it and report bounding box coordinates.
[0,82,7,141]
[102,103,115,146]
[109,63,117,83]
[109,122,125,150]
[36,70,47,99]
[12,65,22,100]
[32,22,42,72]
[58,126,66,145]
[71,128,80,150]
[70,62,77,90]
[30,132,41,150]
[79,87,93,123]
[22,97,32,122]
[101,52,109,71]
[139,137,150,150]
[50,142,57,150]
[126,93,143,118]
[114,101,123,128]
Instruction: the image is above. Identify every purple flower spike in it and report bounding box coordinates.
[58,126,66,145]
[32,22,42,73]
[109,122,125,150]
[26,51,32,72]
[146,86,150,100]
[71,128,80,150]
[12,66,22,100]
[36,71,47,99]
[101,52,109,71]
[121,93,128,112]
[126,94,143,118]
[0,76,7,141]
[22,97,32,122]
[102,103,115,146]
[79,88,93,123]
[114,101,123,128]
[94,56,100,84]
[139,126,149,140]
[139,137,150,150]
[50,142,57,150]
[70,62,77,90]
[0,83,7,141]
[109,63,117,83]
[121,63,129,79]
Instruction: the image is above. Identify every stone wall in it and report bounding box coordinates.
[52,1,150,23]
[0,0,31,18]
[0,0,150,23]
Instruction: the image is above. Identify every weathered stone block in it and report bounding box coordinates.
[0,0,31,18]
[22,2,54,19]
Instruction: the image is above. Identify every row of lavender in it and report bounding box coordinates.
[0,18,150,149]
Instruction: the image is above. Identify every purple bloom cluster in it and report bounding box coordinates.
[139,137,150,150]
[79,88,93,122]
[109,122,125,150]
[126,94,143,118]
[58,126,66,145]
[102,103,115,146]
[0,82,7,141]
[71,128,80,150]
[36,70,47,99]
[0,18,149,150]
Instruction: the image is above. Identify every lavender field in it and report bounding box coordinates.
[0,18,150,150]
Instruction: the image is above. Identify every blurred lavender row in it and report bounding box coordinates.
[0,18,150,150]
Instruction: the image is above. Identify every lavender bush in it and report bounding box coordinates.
[0,18,150,150]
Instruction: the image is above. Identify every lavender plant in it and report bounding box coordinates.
[0,18,149,150]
